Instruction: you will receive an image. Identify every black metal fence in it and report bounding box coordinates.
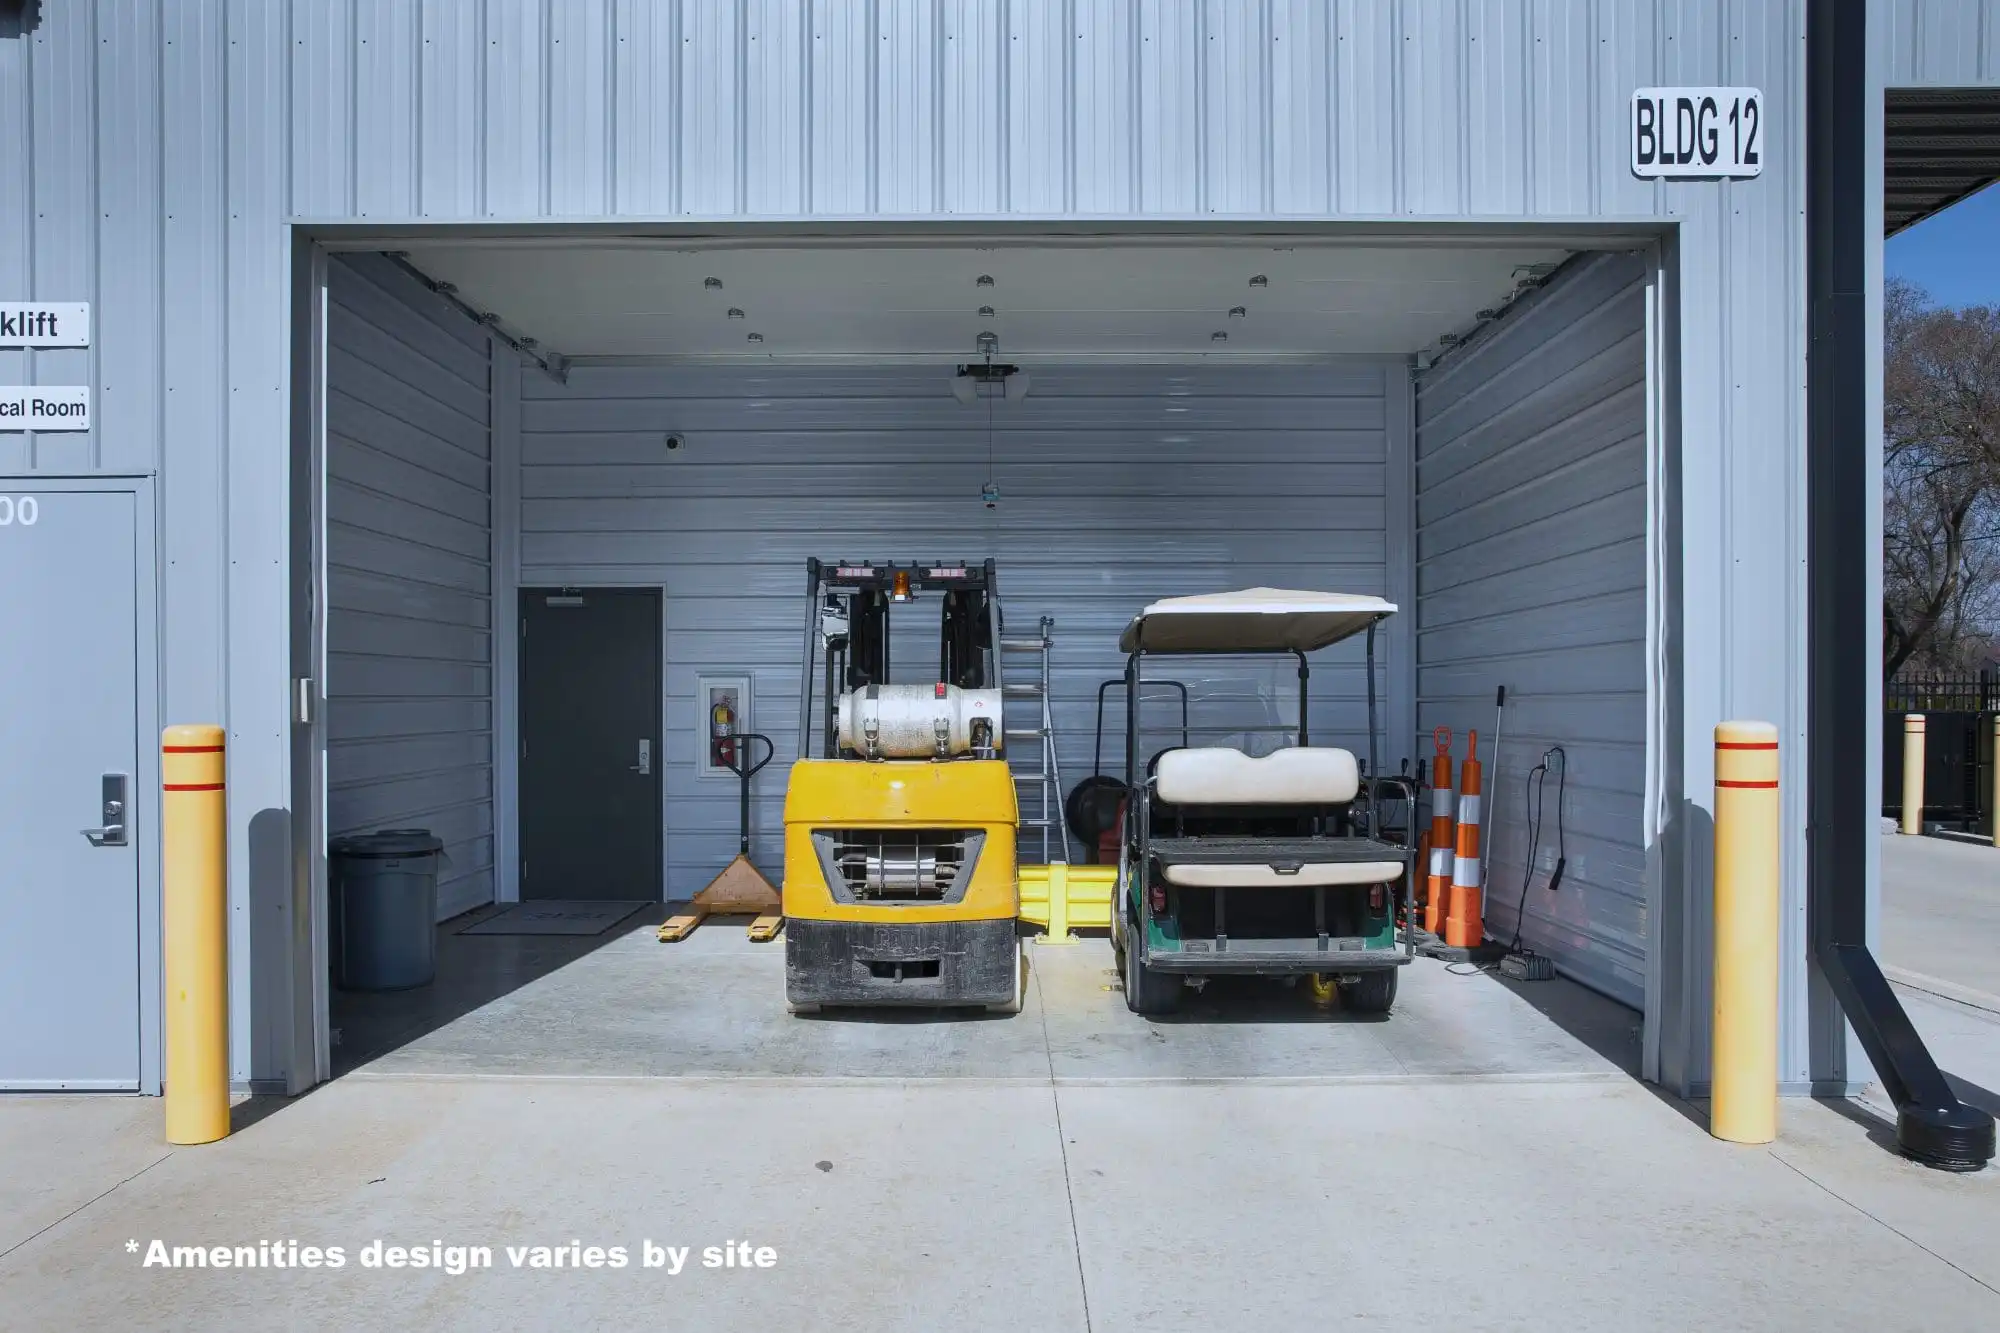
[1885,675,2000,713]
[1883,676,1996,829]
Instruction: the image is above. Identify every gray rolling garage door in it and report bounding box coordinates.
[326,256,498,921]
[1414,252,1649,1007]
[519,361,1404,891]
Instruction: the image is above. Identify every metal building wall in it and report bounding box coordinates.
[1415,252,1650,1008]
[326,255,497,923]
[5,0,1940,1090]
[519,361,1405,888]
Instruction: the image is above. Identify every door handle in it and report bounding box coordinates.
[81,773,129,847]
[631,739,652,776]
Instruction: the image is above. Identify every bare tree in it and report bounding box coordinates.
[1883,279,2000,677]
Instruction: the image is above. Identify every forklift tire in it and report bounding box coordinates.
[1337,969,1398,1015]
[1123,944,1181,1016]
[786,998,821,1016]
[987,943,1024,1015]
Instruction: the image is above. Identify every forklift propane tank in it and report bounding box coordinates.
[837,683,1002,759]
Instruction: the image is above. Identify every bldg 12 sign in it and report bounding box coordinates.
[1631,88,1764,179]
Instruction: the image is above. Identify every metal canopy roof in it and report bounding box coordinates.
[1885,89,2000,237]
[1119,589,1397,655]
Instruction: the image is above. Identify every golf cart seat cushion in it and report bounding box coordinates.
[1154,746,1359,807]
[1161,859,1403,888]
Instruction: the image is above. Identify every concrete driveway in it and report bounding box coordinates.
[1880,833,2000,1109]
[3,933,1997,1330]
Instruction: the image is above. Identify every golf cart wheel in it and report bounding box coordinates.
[1123,944,1181,1016]
[987,941,1025,1015]
[1337,969,1398,1015]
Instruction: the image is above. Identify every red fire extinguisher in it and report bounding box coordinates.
[711,696,738,770]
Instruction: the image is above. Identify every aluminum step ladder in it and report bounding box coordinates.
[1000,616,1063,864]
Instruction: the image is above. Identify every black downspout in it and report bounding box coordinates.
[1807,0,1993,1169]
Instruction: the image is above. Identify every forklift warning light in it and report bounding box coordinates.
[926,566,968,580]
[833,566,875,580]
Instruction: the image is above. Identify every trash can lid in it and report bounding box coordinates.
[330,829,443,859]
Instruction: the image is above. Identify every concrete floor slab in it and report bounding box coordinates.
[1060,1085,2000,1331]
[355,927,1636,1086]
[5,1080,1996,1330]
[0,1080,1088,1331]
[0,1095,170,1259]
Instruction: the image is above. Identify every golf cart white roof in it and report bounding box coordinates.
[1119,588,1398,654]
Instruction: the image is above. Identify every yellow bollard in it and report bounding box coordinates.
[1039,862,1076,945]
[1901,713,1925,837]
[1711,721,1780,1145]
[163,725,230,1145]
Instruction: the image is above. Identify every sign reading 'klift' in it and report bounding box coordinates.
[0,303,91,348]
[1631,88,1765,180]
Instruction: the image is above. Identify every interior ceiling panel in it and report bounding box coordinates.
[395,242,1573,362]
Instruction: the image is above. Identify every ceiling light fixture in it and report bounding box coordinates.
[747,332,764,343]
[976,274,995,287]
[704,277,723,290]
[1248,274,1268,288]
[1228,305,1247,319]
[978,305,996,317]
[1211,331,1228,342]
[727,307,745,319]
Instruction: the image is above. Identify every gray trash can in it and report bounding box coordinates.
[329,829,444,991]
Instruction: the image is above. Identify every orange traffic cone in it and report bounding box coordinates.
[1424,727,1455,937]
[1446,730,1484,948]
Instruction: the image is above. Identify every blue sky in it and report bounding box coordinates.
[1886,182,2000,309]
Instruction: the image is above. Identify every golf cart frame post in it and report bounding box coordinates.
[1118,592,1417,987]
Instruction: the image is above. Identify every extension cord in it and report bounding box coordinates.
[1500,951,1555,982]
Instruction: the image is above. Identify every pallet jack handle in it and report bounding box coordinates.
[724,733,776,857]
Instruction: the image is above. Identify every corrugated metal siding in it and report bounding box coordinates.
[1416,252,1649,1009]
[518,362,1400,890]
[1888,0,2000,84]
[326,255,496,921]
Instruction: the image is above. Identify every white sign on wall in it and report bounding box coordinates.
[0,303,91,347]
[1631,88,1764,179]
[0,386,92,432]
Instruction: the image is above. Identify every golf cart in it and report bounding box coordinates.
[1110,589,1415,1015]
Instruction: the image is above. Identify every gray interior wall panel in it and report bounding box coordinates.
[1416,252,1650,1009]
[520,362,1402,892]
[326,255,496,922]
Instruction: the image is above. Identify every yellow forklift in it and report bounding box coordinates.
[782,558,1023,1014]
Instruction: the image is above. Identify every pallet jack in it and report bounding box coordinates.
[658,730,784,943]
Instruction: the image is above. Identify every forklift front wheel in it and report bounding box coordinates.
[786,999,821,1016]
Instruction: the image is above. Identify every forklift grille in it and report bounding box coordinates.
[812,829,985,905]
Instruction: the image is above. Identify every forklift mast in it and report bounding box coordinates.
[797,558,1003,760]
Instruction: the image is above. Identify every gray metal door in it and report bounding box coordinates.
[0,490,142,1089]
[518,589,662,900]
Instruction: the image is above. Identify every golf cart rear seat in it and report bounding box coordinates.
[1146,747,1404,886]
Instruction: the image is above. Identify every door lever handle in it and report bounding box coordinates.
[81,776,130,846]
[630,739,652,776]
